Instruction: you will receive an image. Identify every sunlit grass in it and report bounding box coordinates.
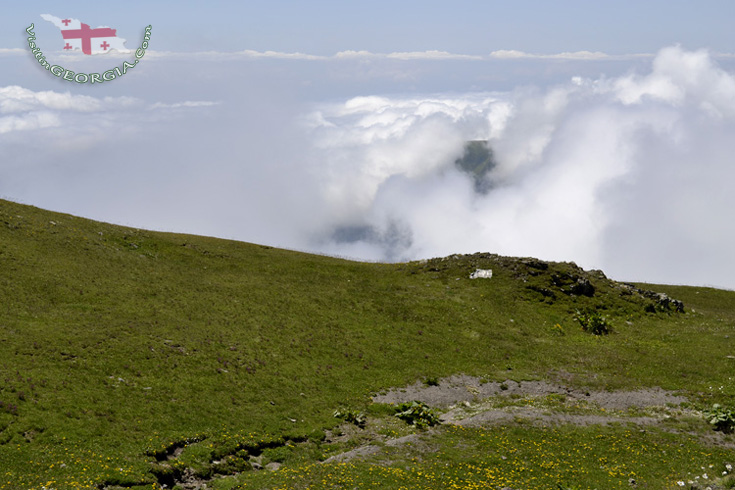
[226,425,734,490]
[1,198,734,488]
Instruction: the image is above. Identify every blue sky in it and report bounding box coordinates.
[5,1,735,55]
[2,2,735,288]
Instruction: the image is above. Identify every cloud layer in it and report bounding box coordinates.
[2,46,735,289]
[302,46,735,288]
[103,48,735,62]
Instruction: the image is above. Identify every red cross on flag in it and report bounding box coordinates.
[41,14,129,55]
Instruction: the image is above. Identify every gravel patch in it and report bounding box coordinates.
[322,444,381,464]
[372,376,686,411]
[444,407,660,428]
[317,377,690,466]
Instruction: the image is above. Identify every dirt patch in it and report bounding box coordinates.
[321,431,425,464]
[384,434,421,447]
[372,376,686,411]
[323,444,381,464]
[316,377,692,466]
[443,406,659,428]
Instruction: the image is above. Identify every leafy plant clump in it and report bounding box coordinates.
[394,401,441,428]
[333,408,366,428]
[703,404,735,433]
[576,310,611,335]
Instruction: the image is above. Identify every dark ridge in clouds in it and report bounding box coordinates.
[1,46,734,289]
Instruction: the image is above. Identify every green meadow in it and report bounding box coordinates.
[0,198,733,489]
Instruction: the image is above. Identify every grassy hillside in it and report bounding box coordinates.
[0,198,733,489]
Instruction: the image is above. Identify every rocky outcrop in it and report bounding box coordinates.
[621,284,685,313]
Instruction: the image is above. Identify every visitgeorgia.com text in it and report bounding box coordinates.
[25,23,152,83]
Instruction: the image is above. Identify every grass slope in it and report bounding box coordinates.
[0,198,733,489]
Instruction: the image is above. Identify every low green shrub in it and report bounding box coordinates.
[575,310,611,335]
[703,404,735,433]
[394,401,440,428]
[333,408,366,428]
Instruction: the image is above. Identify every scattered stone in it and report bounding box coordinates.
[527,285,556,299]
[570,277,595,297]
[266,462,281,471]
[322,445,380,464]
[385,434,420,447]
[519,258,549,270]
[470,269,492,279]
[622,284,685,312]
[590,269,607,279]
[551,273,595,297]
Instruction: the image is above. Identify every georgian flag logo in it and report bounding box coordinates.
[41,14,129,55]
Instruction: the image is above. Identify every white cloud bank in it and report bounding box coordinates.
[304,46,735,288]
[0,85,139,114]
[0,85,140,134]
